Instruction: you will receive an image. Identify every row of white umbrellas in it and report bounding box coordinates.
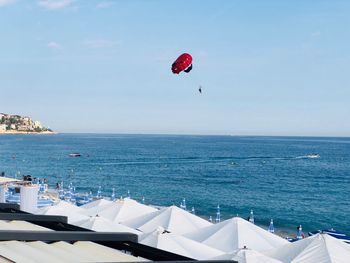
[35,198,350,262]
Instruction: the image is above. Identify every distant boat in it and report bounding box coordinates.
[308,229,350,244]
[306,153,320,158]
[68,153,81,157]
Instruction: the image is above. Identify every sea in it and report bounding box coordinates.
[0,134,349,235]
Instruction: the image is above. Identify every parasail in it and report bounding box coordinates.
[171,53,192,74]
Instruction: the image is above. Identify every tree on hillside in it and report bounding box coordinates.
[9,117,18,124]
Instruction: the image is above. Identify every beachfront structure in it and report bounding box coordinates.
[0,176,26,204]
[83,198,158,223]
[80,198,113,214]
[211,248,283,263]
[0,204,142,262]
[308,229,350,244]
[0,203,234,263]
[1,178,345,262]
[265,233,350,263]
[73,215,142,235]
[212,248,282,263]
[124,205,213,235]
[184,217,289,253]
[10,189,348,262]
[139,227,226,260]
[35,200,90,224]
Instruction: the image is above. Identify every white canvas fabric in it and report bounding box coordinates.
[81,199,113,210]
[212,248,283,263]
[73,215,141,235]
[37,200,86,214]
[80,199,113,216]
[266,233,350,263]
[124,205,212,235]
[35,200,89,224]
[95,198,158,223]
[139,227,225,260]
[184,217,288,253]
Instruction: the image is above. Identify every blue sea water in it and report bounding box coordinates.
[0,134,349,235]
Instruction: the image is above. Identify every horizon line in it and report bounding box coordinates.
[42,132,350,138]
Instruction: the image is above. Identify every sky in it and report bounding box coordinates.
[0,0,349,136]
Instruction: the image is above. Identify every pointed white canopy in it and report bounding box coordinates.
[94,198,158,223]
[212,248,283,263]
[266,233,350,263]
[35,200,89,224]
[73,215,141,235]
[139,227,225,260]
[124,205,212,235]
[184,217,288,253]
[81,198,113,211]
[36,200,86,213]
[81,199,114,217]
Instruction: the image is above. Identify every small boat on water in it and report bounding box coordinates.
[308,229,350,243]
[68,153,81,157]
[306,153,320,158]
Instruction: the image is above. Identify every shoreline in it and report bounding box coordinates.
[0,131,57,135]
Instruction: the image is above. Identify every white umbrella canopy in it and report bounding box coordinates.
[139,227,225,260]
[36,200,86,213]
[35,200,89,224]
[212,248,283,263]
[80,199,114,216]
[124,205,212,235]
[73,215,141,235]
[96,198,158,223]
[265,233,350,263]
[184,217,288,253]
[81,198,113,209]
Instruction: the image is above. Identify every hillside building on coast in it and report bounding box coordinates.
[0,113,53,134]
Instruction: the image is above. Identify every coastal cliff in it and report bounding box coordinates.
[0,113,55,134]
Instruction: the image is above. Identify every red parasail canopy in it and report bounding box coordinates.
[171,53,193,74]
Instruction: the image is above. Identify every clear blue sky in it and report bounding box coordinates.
[0,0,349,136]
